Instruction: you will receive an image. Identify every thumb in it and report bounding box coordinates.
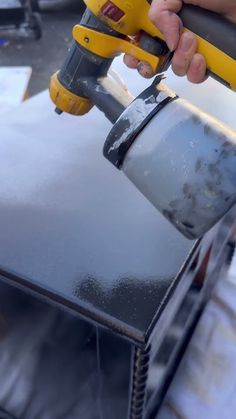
[149,0,183,51]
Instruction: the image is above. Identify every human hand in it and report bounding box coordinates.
[124,0,236,83]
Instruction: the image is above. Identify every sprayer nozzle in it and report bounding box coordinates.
[55,107,63,115]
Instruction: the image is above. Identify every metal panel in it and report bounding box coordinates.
[0,87,194,345]
[0,61,234,346]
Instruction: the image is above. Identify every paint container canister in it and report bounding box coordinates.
[104,78,236,239]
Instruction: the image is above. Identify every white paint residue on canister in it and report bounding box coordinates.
[108,97,161,153]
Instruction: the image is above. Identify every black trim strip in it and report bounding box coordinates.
[103,75,177,169]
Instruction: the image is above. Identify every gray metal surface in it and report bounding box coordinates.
[0,86,194,345]
[0,61,235,345]
[0,59,235,419]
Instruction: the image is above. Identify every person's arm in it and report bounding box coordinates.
[124,0,236,83]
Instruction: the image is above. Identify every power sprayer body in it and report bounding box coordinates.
[50,0,236,239]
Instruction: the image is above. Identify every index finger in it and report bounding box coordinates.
[149,0,183,51]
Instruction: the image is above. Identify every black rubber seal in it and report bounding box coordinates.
[103,75,178,169]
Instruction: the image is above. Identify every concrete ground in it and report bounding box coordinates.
[0,7,84,96]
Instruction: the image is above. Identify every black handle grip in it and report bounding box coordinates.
[147,1,236,59]
[179,5,236,60]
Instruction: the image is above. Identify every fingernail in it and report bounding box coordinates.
[137,62,153,78]
[168,41,176,52]
[129,56,139,66]
[193,57,203,71]
[193,62,202,72]
[180,32,195,52]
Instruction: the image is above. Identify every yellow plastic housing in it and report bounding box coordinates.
[73,25,161,74]
[50,72,93,116]
[83,0,236,90]
[83,0,162,37]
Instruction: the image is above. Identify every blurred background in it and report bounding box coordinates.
[0,0,86,96]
